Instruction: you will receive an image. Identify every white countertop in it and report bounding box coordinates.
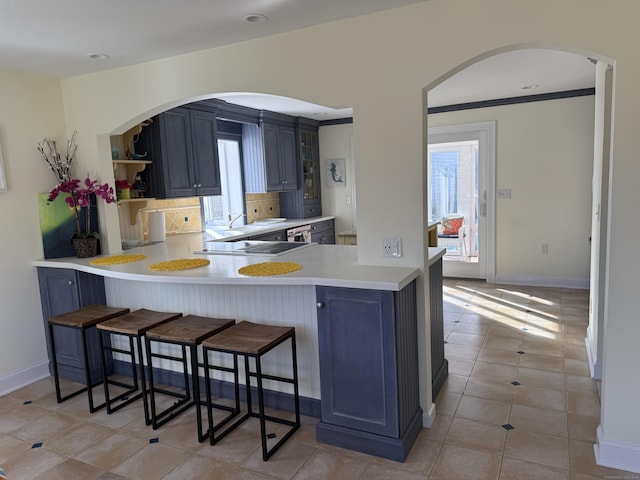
[34,232,420,291]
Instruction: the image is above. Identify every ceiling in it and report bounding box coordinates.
[0,0,596,119]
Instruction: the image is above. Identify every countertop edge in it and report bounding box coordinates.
[33,235,421,292]
[428,247,447,266]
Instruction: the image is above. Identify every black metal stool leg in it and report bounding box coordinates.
[192,344,205,442]
[255,355,269,461]
[145,336,158,427]
[136,335,151,425]
[291,333,300,427]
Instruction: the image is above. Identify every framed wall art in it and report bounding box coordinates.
[325,158,346,188]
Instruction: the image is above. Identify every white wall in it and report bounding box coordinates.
[430,96,594,287]
[319,123,355,235]
[2,0,640,469]
[0,68,66,389]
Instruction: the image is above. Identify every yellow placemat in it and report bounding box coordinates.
[89,254,147,266]
[149,258,210,271]
[238,262,302,276]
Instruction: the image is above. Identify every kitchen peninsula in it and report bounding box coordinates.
[34,234,433,462]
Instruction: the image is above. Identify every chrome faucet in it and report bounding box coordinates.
[227,212,245,228]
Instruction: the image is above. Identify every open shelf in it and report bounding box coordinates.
[112,159,152,185]
[117,197,156,225]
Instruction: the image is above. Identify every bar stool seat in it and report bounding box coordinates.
[96,308,181,425]
[145,315,235,441]
[47,304,130,412]
[201,321,300,461]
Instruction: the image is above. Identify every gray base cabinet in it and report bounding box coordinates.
[315,282,422,462]
[37,267,111,384]
[310,219,335,245]
[429,257,448,399]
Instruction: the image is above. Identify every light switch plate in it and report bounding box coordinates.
[497,189,512,199]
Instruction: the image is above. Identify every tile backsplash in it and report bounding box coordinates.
[245,193,280,224]
[142,198,202,238]
[118,193,281,242]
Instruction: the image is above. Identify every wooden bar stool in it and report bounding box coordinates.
[201,321,300,461]
[96,308,181,425]
[47,304,130,412]
[144,315,235,441]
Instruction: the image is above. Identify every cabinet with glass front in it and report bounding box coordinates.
[280,118,322,219]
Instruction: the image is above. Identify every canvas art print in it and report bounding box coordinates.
[38,192,99,258]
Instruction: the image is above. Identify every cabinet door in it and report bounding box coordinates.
[190,109,222,195]
[37,268,109,384]
[316,286,398,436]
[263,123,299,192]
[159,108,197,197]
[300,129,320,202]
[279,125,298,191]
[263,123,283,191]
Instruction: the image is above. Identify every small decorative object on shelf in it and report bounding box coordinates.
[115,179,131,200]
[131,174,147,198]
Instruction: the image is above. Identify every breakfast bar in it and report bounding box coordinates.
[35,233,429,461]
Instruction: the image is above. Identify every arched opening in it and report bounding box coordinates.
[423,44,613,397]
[103,92,354,248]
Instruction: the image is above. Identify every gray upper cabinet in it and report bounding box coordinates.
[263,122,298,192]
[138,106,221,198]
[242,119,298,193]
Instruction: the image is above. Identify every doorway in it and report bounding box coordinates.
[428,121,495,280]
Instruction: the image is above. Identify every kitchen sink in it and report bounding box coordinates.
[205,225,264,240]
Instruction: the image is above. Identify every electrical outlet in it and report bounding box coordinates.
[383,237,402,257]
[540,242,549,254]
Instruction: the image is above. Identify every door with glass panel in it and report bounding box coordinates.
[428,122,494,279]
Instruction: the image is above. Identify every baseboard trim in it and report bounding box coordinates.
[493,274,589,289]
[585,334,602,380]
[316,408,423,462]
[112,360,321,419]
[595,425,640,474]
[0,360,50,396]
[423,402,436,428]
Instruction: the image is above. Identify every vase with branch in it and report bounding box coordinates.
[37,130,77,184]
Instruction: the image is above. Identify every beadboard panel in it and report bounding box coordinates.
[104,278,321,399]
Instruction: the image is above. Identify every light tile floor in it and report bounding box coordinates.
[0,279,637,479]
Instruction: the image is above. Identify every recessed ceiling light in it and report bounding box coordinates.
[521,84,540,90]
[313,112,328,116]
[244,14,268,23]
[87,53,110,60]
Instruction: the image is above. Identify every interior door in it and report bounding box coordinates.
[428,122,495,280]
